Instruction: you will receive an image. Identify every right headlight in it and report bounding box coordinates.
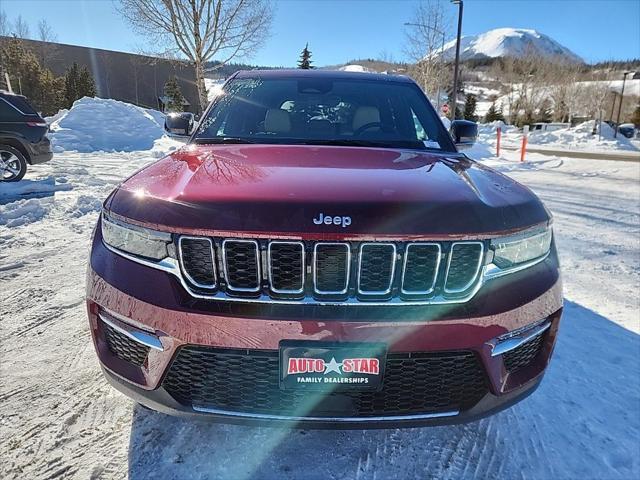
[101,211,173,261]
[489,226,552,272]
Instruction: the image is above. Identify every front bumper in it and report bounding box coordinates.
[87,230,563,428]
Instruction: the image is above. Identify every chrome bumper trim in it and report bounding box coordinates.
[191,405,460,422]
[98,311,164,351]
[491,321,551,357]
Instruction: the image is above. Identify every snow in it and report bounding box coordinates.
[48,97,165,153]
[1,118,639,478]
[339,64,370,73]
[0,176,72,199]
[528,121,639,151]
[438,27,583,63]
[482,120,640,154]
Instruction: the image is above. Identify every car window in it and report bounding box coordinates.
[2,95,38,116]
[0,98,25,121]
[196,77,455,151]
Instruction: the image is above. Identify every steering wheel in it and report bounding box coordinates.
[354,122,383,136]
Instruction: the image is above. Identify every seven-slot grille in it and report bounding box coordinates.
[177,237,485,302]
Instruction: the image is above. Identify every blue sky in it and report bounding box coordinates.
[3,0,639,65]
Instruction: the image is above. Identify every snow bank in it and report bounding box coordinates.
[528,121,638,151]
[48,97,165,153]
[339,64,370,73]
[0,177,72,199]
[478,121,518,135]
[0,198,51,227]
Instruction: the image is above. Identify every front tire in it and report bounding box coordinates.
[0,145,28,182]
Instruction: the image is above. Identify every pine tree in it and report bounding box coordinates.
[297,43,313,69]
[0,37,66,115]
[463,94,478,122]
[484,102,505,123]
[163,76,185,112]
[77,65,97,98]
[64,62,80,108]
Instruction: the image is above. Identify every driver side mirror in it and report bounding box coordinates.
[450,120,478,150]
[164,112,195,139]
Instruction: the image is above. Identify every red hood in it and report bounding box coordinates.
[107,144,549,237]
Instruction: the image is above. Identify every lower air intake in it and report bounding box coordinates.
[162,347,489,417]
[103,320,150,366]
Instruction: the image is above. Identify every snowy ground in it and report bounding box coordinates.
[1,136,639,478]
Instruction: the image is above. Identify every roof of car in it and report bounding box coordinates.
[0,90,25,97]
[233,69,414,83]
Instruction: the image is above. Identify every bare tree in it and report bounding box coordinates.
[13,15,30,39]
[118,0,273,110]
[37,19,58,42]
[547,61,581,122]
[0,10,9,37]
[404,0,450,108]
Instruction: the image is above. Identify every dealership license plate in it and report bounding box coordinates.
[279,341,387,391]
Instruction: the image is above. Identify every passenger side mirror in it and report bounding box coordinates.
[450,120,478,150]
[164,112,195,138]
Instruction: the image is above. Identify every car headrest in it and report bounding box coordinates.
[352,106,381,131]
[264,109,291,133]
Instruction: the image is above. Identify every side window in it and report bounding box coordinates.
[6,95,38,115]
[0,98,23,121]
[411,109,427,141]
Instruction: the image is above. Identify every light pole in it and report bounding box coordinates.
[614,70,637,138]
[404,22,446,111]
[450,0,464,121]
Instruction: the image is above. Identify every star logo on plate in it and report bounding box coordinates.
[324,357,343,375]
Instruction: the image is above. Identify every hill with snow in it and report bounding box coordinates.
[438,28,582,63]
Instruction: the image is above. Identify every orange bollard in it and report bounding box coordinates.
[520,125,529,162]
[496,127,501,157]
[520,136,528,162]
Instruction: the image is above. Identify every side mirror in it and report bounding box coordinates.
[450,120,478,150]
[164,112,195,138]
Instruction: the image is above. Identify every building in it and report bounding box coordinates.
[0,36,200,113]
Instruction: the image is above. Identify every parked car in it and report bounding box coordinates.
[617,123,636,139]
[530,122,570,133]
[87,70,562,428]
[0,90,53,182]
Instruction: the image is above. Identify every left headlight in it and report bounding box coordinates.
[490,225,552,271]
[101,211,173,260]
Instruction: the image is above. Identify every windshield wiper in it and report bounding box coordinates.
[193,137,256,145]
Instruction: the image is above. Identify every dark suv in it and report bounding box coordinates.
[87,70,562,428]
[0,90,53,181]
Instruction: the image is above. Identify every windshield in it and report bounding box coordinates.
[194,76,455,151]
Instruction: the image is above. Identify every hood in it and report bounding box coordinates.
[107,144,549,237]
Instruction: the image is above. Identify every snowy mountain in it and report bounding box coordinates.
[438,28,583,63]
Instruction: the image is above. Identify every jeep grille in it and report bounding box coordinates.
[178,237,485,304]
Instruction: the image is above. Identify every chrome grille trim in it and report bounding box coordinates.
[357,243,396,295]
[267,241,305,295]
[105,234,535,306]
[400,242,441,295]
[178,236,217,289]
[222,239,261,293]
[443,242,484,294]
[313,242,351,295]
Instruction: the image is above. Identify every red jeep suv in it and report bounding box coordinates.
[87,70,562,428]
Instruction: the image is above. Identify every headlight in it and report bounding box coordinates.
[101,212,172,260]
[491,226,552,270]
